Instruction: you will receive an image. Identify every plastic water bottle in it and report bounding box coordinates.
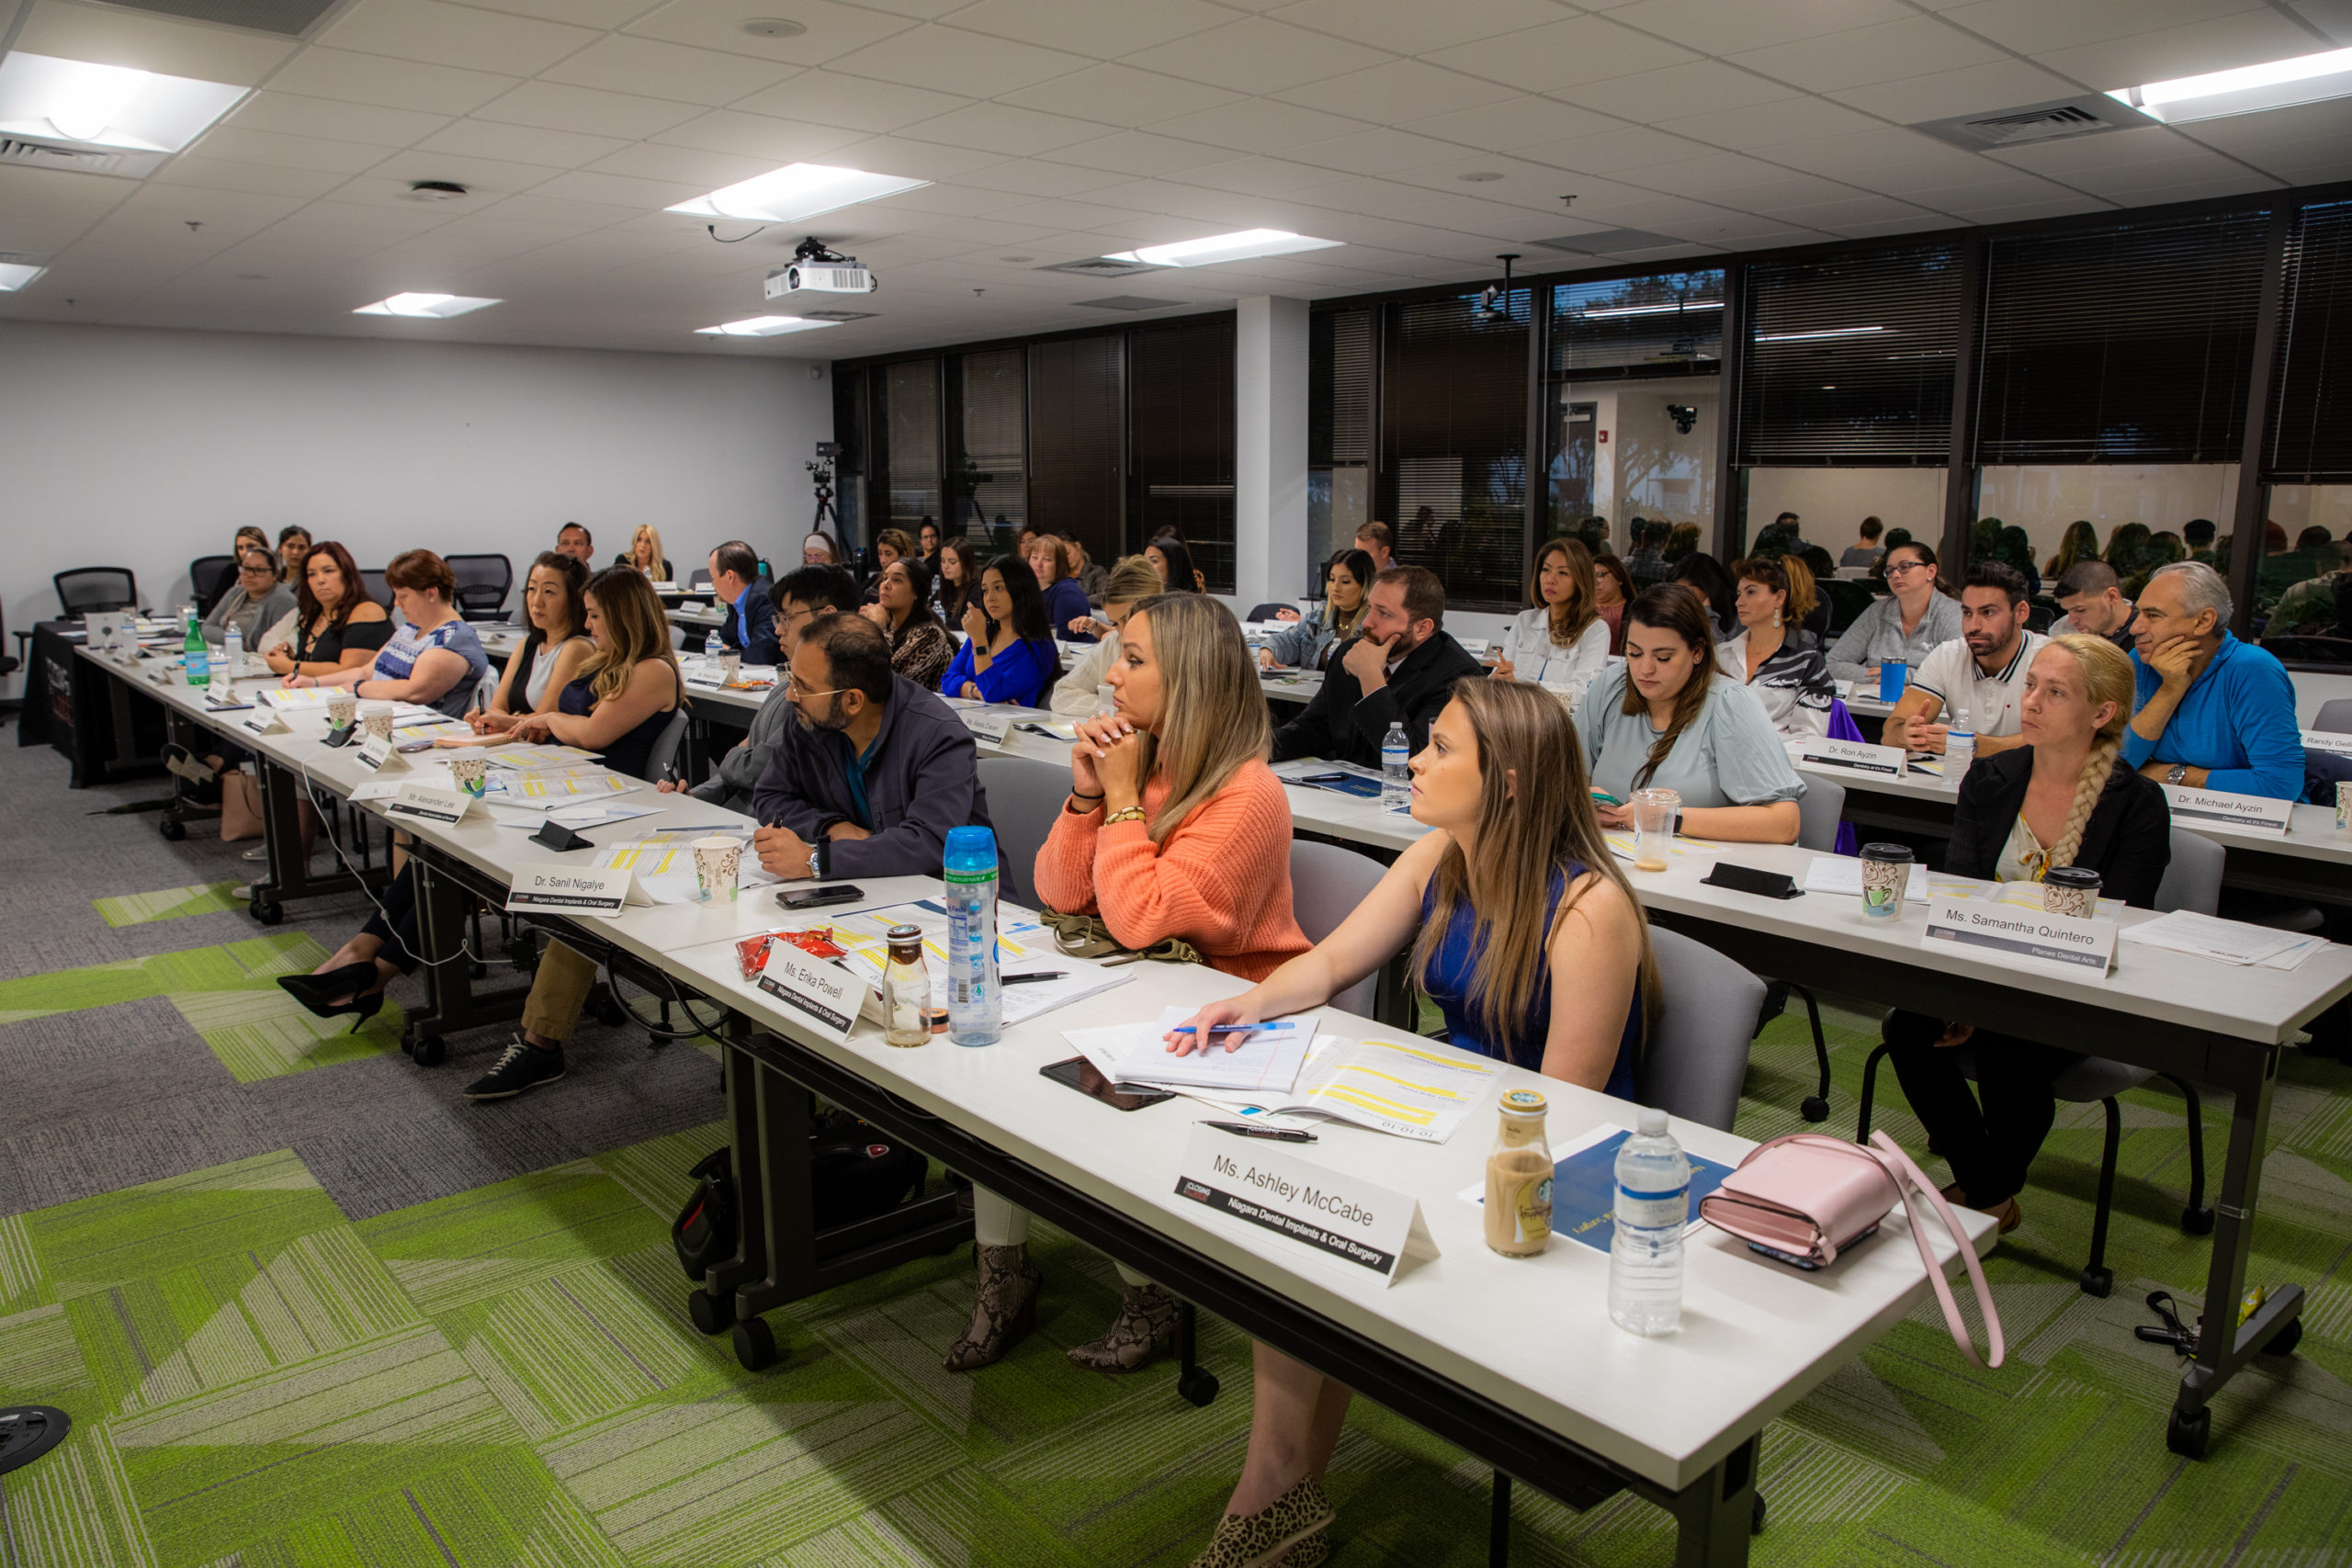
[1610,1107,1690,1337]
[182,609,209,688]
[223,622,244,679]
[1945,705,1975,787]
[1380,721,1411,810]
[944,825,1001,1047]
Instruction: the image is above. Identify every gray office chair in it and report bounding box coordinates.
[1764,773,1847,1122]
[1287,840,1388,1017]
[643,707,693,784]
[1641,928,1765,1133]
[975,754,1070,909]
[1856,827,2219,1297]
[2313,698,2352,733]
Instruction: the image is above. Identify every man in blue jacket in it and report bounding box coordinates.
[708,539,780,666]
[2123,562,2304,800]
[753,614,998,881]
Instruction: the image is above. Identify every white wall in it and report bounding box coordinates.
[1,321,831,691]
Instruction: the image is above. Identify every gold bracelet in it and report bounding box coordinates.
[1105,806,1146,826]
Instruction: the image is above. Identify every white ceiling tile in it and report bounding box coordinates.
[1276,60,1521,118]
[826,25,1095,96]
[1269,0,1573,56]
[1175,154,1351,196]
[729,72,972,132]
[1426,16,1698,94]
[2028,12,2324,90]
[1510,125,1719,174]
[151,156,347,201]
[475,192,653,228]
[646,109,869,162]
[624,0,921,65]
[1117,18,1391,96]
[1984,123,2233,178]
[1554,61,1805,121]
[1287,128,1471,177]
[526,168,710,209]
[1604,0,1915,55]
[0,163,142,216]
[14,0,296,86]
[946,0,1234,58]
[823,133,1006,178]
[1934,0,2264,57]
[582,142,778,186]
[898,103,1113,156]
[1729,17,2007,93]
[1402,96,1625,154]
[1770,194,1941,227]
[457,0,664,25]
[1039,130,1236,175]
[417,118,632,167]
[999,64,1242,126]
[1145,98,1372,153]
[959,160,1133,197]
[357,147,567,194]
[1827,59,2085,123]
[987,197,1153,231]
[1767,129,1995,183]
[539,36,802,106]
[1658,97,1886,151]
[1634,150,1811,199]
[1950,193,2118,222]
[1382,154,1596,212]
[858,182,1029,217]
[1832,215,1967,238]
[193,125,399,175]
[265,49,521,117]
[226,92,451,147]
[475,81,707,139]
[322,0,603,76]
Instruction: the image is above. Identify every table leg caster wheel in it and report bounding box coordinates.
[686,1291,727,1337]
[1178,1367,1219,1408]
[2263,1318,2302,1358]
[412,1036,446,1067]
[2078,1266,2113,1299]
[1751,1494,1766,1535]
[469,960,488,981]
[732,1317,778,1371]
[2181,1205,2214,1235]
[1800,1096,1828,1123]
[590,990,627,1028]
[159,818,186,841]
[248,898,283,926]
[2165,1406,2209,1460]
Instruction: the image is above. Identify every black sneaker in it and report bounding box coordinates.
[463,1037,566,1100]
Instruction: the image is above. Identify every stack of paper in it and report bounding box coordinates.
[487,771,644,808]
[483,743,604,768]
[2120,909,2327,971]
[587,829,761,902]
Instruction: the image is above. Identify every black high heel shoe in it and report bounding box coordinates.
[277,964,380,1018]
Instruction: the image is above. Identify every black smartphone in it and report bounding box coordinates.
[777,884,866,911]
[1040,1056,1172,1111]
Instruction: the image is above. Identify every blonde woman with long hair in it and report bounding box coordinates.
[945,594,1310,1380]
[1052,554,1162,716]
[1495,536,1610,692]
[510,566,684,780]
[1883,634,2171,1235]
[621,524,671,581]
[1169,678,1657,1567]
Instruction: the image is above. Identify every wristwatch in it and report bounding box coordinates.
[809,838,830,880]
[2165,763,2188,785]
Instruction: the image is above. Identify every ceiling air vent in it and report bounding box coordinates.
[87,0,345,39]
[1534,229,1681,255]
[0,135,164,178]
[1075,295,1187,311]
[1912,95,2155,152]
[1038,256,1159,277]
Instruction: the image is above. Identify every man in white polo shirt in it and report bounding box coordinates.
[1888,560,2044,756]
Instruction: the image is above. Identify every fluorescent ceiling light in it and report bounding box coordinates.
[1102,230,1343,268]
[667,163,927,223]
[2109,45,2352,124]
[354,293,501,319]
[1756,325,1884,343]
[0,259,46,291]
[695,316,841,337]
[1578,299,1722,318]
[0,51,246,153]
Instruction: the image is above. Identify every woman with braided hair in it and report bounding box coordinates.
[1883,633,2171,1235]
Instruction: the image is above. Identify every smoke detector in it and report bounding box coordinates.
[401,180,469,202]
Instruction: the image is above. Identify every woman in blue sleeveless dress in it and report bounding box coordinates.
[1165,678,1657,1568]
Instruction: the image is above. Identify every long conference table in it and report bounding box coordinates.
[71,643,2352,1494]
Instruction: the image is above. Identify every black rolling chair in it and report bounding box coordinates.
[1246,601,1296,622]
[189,555,237,615]
[446,554,514,621]
[54,568,139,616]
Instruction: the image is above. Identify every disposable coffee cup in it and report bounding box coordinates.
[324,693,357,729]
[1860,842,1914,919]
[2043,865,2101,919]
[358,701,395,739]
[448,755,489,797]
[692,835,741,903]
[2338,780,2350,835]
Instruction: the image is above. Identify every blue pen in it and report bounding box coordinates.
[1168,1021,1297,1036]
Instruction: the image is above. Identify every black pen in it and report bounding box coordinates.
[1205,1121,1317,1144]
[1001,971,1068,985]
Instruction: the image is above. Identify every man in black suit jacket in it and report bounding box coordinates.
[708,539,781,666]
[1272,566,1485,769]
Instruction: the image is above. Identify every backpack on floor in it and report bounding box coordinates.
[673,1148,736,1282]
[670,1119,928,1283]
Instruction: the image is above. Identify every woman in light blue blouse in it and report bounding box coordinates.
[1258,548,1374,672]
[1581,583,1804,843]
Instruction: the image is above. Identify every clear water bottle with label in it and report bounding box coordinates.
[223,622,244,680]
[1609,1106,1690,1337]
[206,623,230,688]
[1945,705,1975,787]
[1380,721,1411,810]
[182,609,209,688]
[943,825,1001,1047]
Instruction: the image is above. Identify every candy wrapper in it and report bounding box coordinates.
[736,929,847,981]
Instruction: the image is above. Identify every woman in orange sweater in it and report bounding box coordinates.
[944,592,1309,1377]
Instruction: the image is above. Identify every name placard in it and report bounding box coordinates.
[2302,729,2352,758]
[2164,784,2292,836]
[961,714,1012,744]
[1921,895,2117,980]
[752,942,869,1046]
[238,707,287,737]
[503,863,638,917]
[354,734,407,773]
[384,781,472,828]
[1171,1123,1438,1287]
[1797,737,1907,779]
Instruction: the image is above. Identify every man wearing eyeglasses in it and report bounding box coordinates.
[662,565,854,814]
[751,613,1001,882]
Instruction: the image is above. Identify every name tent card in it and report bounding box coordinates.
[2301,729,2352,759]
[1921,895,2117,980]
[752,942,868,1046]
[1798,737,1907,779]
[238,707,287,737]
[354,734,408,773]
[503,863,639,917]
[384,781,472,828]
[2165,784,2293,836]
[961,713,1012,744]
[1172,1123,1438,1287]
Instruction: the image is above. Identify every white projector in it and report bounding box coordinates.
[767,262,876,298]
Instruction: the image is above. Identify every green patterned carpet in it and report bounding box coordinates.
[5,938,2352,1565]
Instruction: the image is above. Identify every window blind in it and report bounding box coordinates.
[1976,210,2267,465]
[1311,308,1374,468]
[1739,243,1960,465]
[956,348,1025,551]
[879,358,942,533]
[1131,317,1237,592]
[1380,289,1529,607]
[2267,198,2352,482]
[1027,333,1125,569]
[1553,269,1724,378]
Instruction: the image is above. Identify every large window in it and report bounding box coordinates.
[1740,243,1961,467]
[1308,308,1374,574]
[1978,465,2237,592]
[1382,288,1529,606]
[1028,333,1125,571]
[2270,199,2352,485]
[1132,317,1237,594]
[1548,270,1724,555]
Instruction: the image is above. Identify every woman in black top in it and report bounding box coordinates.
[265,540,392,678]
[1884,634,2171,1235]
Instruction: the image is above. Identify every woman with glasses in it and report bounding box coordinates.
[201,547,299,649]
[1826,540,1962,686]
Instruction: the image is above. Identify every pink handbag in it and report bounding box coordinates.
[1699,1130,2005,1370]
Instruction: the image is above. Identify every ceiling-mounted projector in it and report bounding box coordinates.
[767,235,876,298]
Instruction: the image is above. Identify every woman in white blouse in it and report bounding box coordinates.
[1495,536,1612,697]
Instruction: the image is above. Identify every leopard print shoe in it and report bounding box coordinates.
[1279,1528,1329,1565]
[1185,1476,1334,1568]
